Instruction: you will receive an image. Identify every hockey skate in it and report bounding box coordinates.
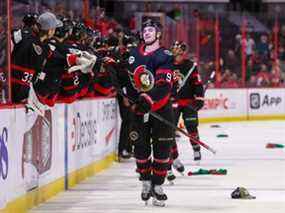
[173,158,185,175]
[166,170,176,185]
[141,181,152,205]
[151,185,167,207]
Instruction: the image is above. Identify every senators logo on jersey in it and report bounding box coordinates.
[130,65,155,92]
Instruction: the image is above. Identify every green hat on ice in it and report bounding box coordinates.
[231,187,256,199]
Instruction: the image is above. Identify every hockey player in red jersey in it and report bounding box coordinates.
[126,19,174,207]
[171,41,205,163]
[11,12,62,103]
[33,18,79,107]
[57,22,94,103]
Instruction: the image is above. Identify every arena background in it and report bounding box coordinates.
[0,1,285,213]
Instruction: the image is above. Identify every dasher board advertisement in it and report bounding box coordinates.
[96,98,118,157]
[0,106,65,211]
[248,88,285,116]
[199,89,247,118]
[67,98,117,172]
[0,109,11,209]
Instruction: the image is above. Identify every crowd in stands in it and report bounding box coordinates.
[217,30,285,88]
[57,4,285,89]
[1,2,285,105]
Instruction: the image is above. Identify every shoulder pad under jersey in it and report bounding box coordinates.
[156,48,173,64]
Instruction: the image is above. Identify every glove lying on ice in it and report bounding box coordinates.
[67,51,97,74]
[134,93,153,114]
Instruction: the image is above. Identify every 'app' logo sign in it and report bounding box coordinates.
[250,93,282,109]
[250,93,260,109]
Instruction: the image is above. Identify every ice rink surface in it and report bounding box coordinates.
[30,121,285,213]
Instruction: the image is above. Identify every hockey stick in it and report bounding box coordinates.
[204,70,216,91]
[106,63,216,154]
[26,84,50,126]
[117,90,216,154]
[177,62,197,92]
[148,108,216,154]
[25,105,50,127]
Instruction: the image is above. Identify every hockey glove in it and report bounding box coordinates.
[135,93,153,114]
[82,51,97,62]
[68,52,97,74]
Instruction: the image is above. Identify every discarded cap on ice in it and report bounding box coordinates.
[188,168,227,176]
[188,168,209,176]
[216,134,229,138]
[266,143,284,149]
[231,187,256,199]
[210,124,221,128]
[209,168,227,175]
